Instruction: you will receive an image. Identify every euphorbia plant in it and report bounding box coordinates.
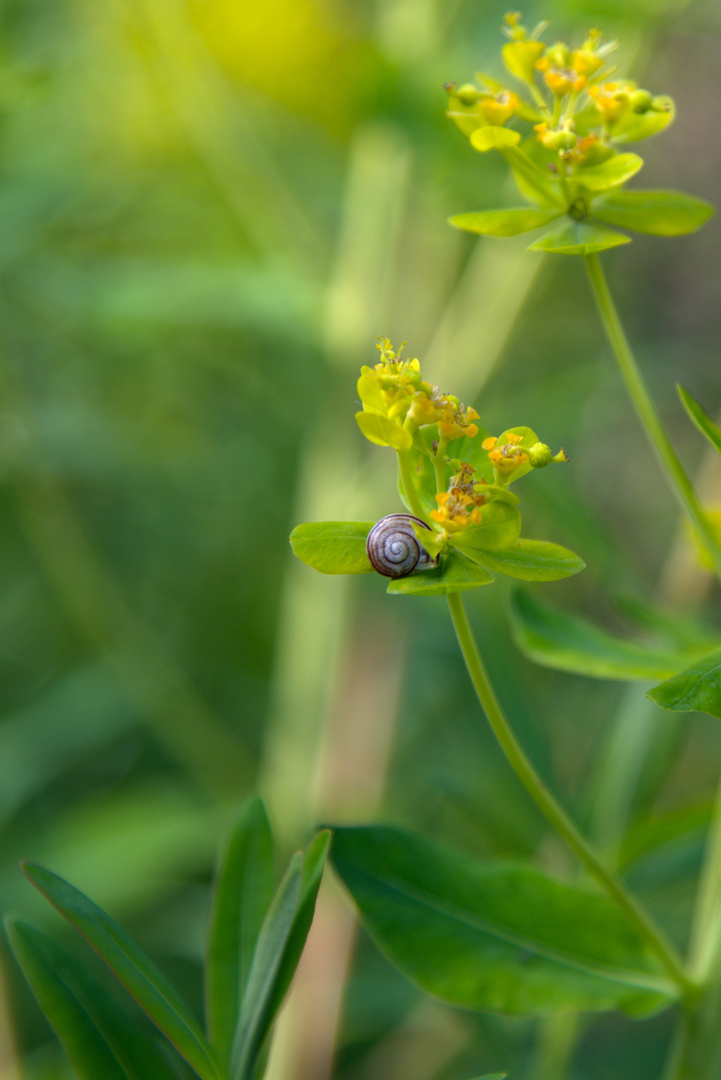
[292,14,721,1080]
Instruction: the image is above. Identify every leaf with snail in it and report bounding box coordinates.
[387,550,494,596]
[289,522,374,575]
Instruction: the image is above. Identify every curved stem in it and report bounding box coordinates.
[584,253,721,582]
[397,450,430,523]
[446,590,694,998]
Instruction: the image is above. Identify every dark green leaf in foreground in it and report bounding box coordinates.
[20,863,222,1080]
[6,918,177,1080]
[463,539,584,582]
[289,522,374,575]
[528,220,630,255]
[330,826,674,1016]
[6,918,130,1080]
[206,797,275,1066]
[449,208,562,237]
[593,190,714,236]
[231,831,330,1080]
[648,648,721,720]
[678,385,721,457]
[387,550,494,596]
[510,591,702,680]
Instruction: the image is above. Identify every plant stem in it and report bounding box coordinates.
[584,253,721,582]
[433,439,448,495]
[398,450,430,523]
[446,590,694,997]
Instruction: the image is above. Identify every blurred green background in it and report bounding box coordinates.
[0,0,720,1077]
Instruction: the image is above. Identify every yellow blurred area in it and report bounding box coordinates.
[188,0,361,133]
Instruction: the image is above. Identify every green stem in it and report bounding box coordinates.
[446,590,694,998]
[433,439,448,495]
[584,252,721,582]
[397,450,430,523]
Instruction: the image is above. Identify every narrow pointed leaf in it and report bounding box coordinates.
[330,826,674,1016]
[20,863,221,1080]
[231,832,329,1080]
[206,797,275,1065]
[6,918,131,1080]
[593,190,714,236]
[7,919,177,1080]
[449,208,562,237]
[289,522,374,575]
[678,385,721,456]
[387,550,494,596]
[576,153,643,192]
[648,648,721,720]
[470,126,521,152]
[510,591,704,679]
[464,539,585,581]
[528,220,630,255]
[265,831,330,1019]
[231,856,303,1080]
[355,411,412,451]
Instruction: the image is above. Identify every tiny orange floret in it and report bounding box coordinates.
[482,436,497,450]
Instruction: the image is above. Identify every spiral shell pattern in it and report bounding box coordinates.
[366,514,436,578]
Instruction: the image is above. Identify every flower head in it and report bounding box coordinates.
[444,14,712,254]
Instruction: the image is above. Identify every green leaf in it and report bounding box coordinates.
[471,1075,507,1080]
[6,919,131,1080]
[6,919,176,1080]
[330,826,674,1016]
[528,219,630,255]
[386,549,494,596]
[611,98,675,143]
[449,208,562,237]
[231,832,330,1080]
[355,411,412,451]
[289,522,374,575]
[593,190,715,236]
[648,648,721,720]
[453,501,522,553]
[510,591,700,680]
[20,862,222,1080]
[206,797,275,1066]
[501,39,545,84]
[505,143,565,208]
[678,385,721,457]
[231,857,303,1080]
[575,153,644,192]
[470,126,521,152]
[398,434,439,515]
[464,539,585,582]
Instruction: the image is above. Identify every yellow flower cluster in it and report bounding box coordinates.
[483,433,529,477]
[430,489,483,533]
[357,338,481,443]
[446,13,674,175]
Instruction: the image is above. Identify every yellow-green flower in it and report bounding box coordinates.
[445,13,713,255]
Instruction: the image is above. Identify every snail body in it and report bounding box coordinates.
[366,514,437,578]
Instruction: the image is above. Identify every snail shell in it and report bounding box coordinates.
[366,514,436,578]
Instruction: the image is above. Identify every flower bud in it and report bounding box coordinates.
[550,129,577,152]
[630,88,653,114]
[457,83,479,105]
[528,442,553,468]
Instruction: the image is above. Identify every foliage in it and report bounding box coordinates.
[8,799,328,1080]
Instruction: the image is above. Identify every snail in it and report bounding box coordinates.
[366,514,437,578]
